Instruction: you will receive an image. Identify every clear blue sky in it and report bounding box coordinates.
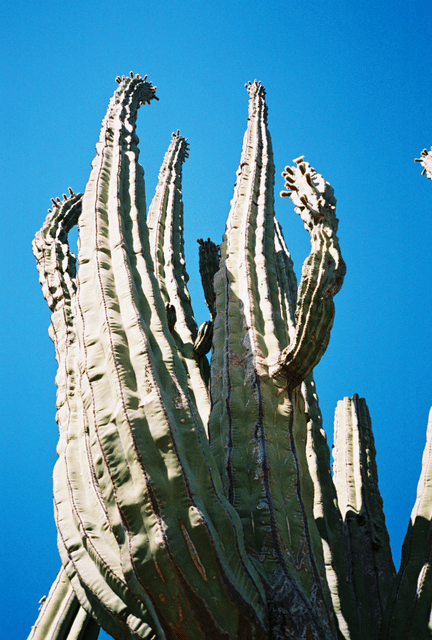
[1,1,432,638]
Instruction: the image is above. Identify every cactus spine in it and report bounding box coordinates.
[30,75,432,640]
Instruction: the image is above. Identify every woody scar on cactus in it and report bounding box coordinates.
[30,72,432,639]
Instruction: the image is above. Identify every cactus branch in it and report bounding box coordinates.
[276,159,346,387]
[147,131,211,424]
[332,395,396,639]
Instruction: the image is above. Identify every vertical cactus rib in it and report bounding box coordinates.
[210,81,337,640]
[333,395,396,640]
[415,147,432,180]
[380,408,432,640]
[147,132,211,426]
[39,74,267,639]
[276,160,346,386]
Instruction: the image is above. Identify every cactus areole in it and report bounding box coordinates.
[31,73,432,640]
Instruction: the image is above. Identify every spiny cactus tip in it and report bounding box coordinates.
[129,71,134,78]
[115,76,121,84]
[294,155,305,164]
[68,187,73,195]
[144,74,148,80]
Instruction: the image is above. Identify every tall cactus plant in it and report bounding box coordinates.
[30,72,432,640]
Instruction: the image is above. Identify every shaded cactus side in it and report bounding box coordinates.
[29,74,432,640]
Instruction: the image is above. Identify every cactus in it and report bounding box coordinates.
[30,73,432,640]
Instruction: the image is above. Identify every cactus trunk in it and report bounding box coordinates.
[30,73,432,640]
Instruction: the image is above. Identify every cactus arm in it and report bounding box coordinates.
[415,147,432,180]
[332,395,396,639]
[50,74,267,639]
[274,160,346,387]
[379,408,432,640]
[146,132,211,427]
[32,191,82,444]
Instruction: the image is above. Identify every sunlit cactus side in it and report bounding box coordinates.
[30,73,432,640]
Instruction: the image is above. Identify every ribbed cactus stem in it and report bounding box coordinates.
[333,395,395,640]
[414,147,432,180]
[34,190,159,639]
[147,131,212,425]
[210,80,338,640]
[276,159,346,386]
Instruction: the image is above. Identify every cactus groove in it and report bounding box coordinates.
[30,74,432,640]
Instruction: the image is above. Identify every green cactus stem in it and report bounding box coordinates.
[209,80,341,639]
[31,74,432,640]
[277,159,346,387]
[147,130,212,423]
[333,395,396,639]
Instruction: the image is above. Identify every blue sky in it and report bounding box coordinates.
[1,1,432,638]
